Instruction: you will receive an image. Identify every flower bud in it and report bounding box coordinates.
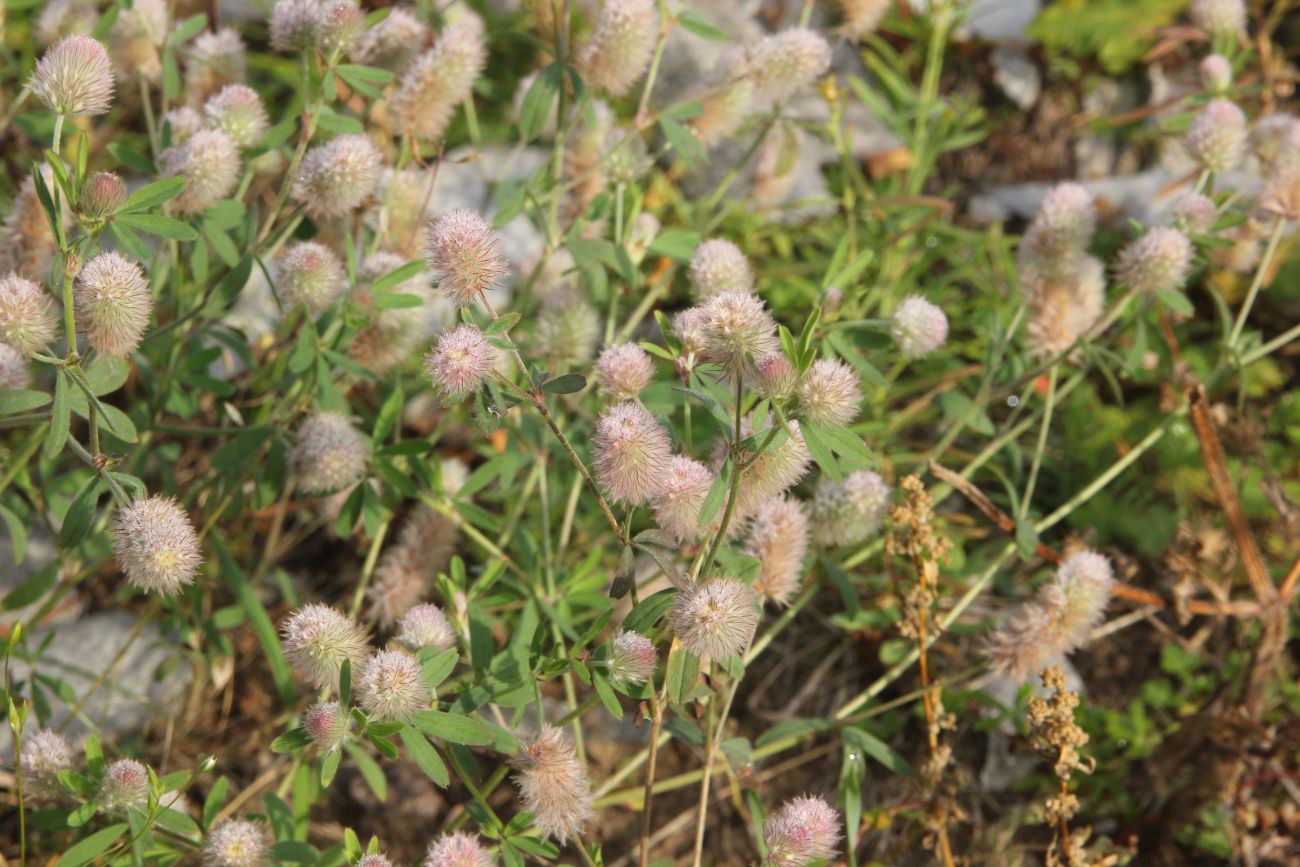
[302,701,349,752]
[19,729,73,800]
[0,273,59,357]
[511,726,593,844]
[701,289,780,380]
[596,342,654,399]
[689,238,754,299]
[1190,0,1247,38]
[796,359,862,427]
[159,129,241,215]
[576,0,657,98]
[669,578,759,660]
[275,242,347,314]
[652,455,715,544]
[282,603,371,690]
[744,28,830,103]
[205,818,272,867]
[1186,99,1247,173]
[424,209,510,306]
[811,470,889,547]
[423,832,494,867]
[30,35,114,116]
[100,758,149,811]
[204,85,270,148]
[763,795,841,867]
[396,603,456,652]
[291,411,369,495]
[78,171,127,220]
[754,353,798,401]
[745,496,809,606]
[112,496,202,595]
[1115,227,1194,295]
[594,402,673,506]
[1199,54,1232,92]
[608,630,657,686]
[390,18,486,142]
[358,649,427,721]
[426,323,496,401]
[270,0,320,52]
[292,134,382,220]
[185,28,246,105]
[74,251,152,357]
[0,343,29,389]
[890,295,948,360]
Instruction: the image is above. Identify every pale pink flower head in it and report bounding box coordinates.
[1172,193,1217,235]
[356,856,393,867]
[596,342,654,398]
[163,105,204,144]
[745,496,809,606]
[763,794,841,866]
[672,306,709,358]
[594,402,673,505]
[1186,99,1247,173]
[691,74,754,149]
[423,831,494,867]
[112,496,202,595]
[74,251,152,357]
[424,210,510,306]
[984,549,1115,680]
[701,289,780,380]
[396,603,456,652]
[1190,0,1247,38]
[350,7,429,69]
[576,0,657,97]
[390,18,487,142]
[302,701,349,752]
[0,273,59,357]
[78,171,127,220]
[30,35,114,116]
[1022,252,1106,358]
[796,359,862,427]
[316,0,365,53]
[754,352,798,401]
[100,758,149,811]
[275,241,347,314]
[1199,54,1232,92]
[282,604,370,690]
[358,649,428,721]
[205,818,272,867]
[1115,227,1194,295]
[745,28,831,103]
[0,343,29,390]
[811,470,889,547]
[37,0,99,47]
[1019,182,1096,269]
[734,417,812,520]
[19,729,73,800]
[270,0,321,51]
[291,411,369,494]
[511,725,594,844]
[292,134,382,220]
[1251,114,1300,168]
[652,455,715,544]
[890,295,948,360]
[185,28,246,103]
[536,287,601,365]
[669,578,759,660]
[608,630,657,686]
[109,0,167,84]
[426,323,496,401]
[689,238,754,299]
[204,85,270,148]
[159,129,241,215]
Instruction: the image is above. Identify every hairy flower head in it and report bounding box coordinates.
[205,85,270,148]
[890,295,949,360]
[745,496,809,606]
[424,209,510,305]
[1017,182,1096,272]
[763,794,841,867]
[396,603,457,652]
[316,0,365,53]
[19,729,73,800]
[0,343,29,390]
[292,134,382,219]
[839,0,891,39]
[672,307,709,359]
[1186,99,1247,173]
[744,28,830,103]
[205,819,272,867]
[351,7,429,69]
[1199,54,1232,92]
[78,171,127,221]
[1021,252,1105,359]
[689,238,754,299]
[185,28,246,105]
[112,496,202,595]
[608,630,657,686]
[810,470,889,547]
[159,129,241,215]
[701,289,780,380]
[390,18,486,142]
[1115,227,1194,295]
[0,273,58,356]
[74,251,152,357]
[423,831,495,867]
[100,758,149,811]
[796,359,862,427]
[270,0,320,51]
[281,603,371,690]
[30,35,114,116]
[1190,0,1247,37]
[37,0,99,47]
[275,242,347,314]
[302,701,349,752]
[291,411,369,495]
[426,323,496,401]
[754,352,798,402]
[733,417,812,520]
[652,455,715,544]
[1172,193,1217,235]
[596,342,654,399]
[536,287,601,366]
[594,402,673,506]
[109,0,166,83]
[359,649,427,721]
[576,0,657,97]
[669,578,759,660]
[511,725,593,844]
[691,75,754,149]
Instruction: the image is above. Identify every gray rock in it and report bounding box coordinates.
[991,44,1040,111]
[0,524,82,630]
[967,170,1184,227]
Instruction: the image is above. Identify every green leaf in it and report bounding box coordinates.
[400,727,450,787]
[518,64,561,142]
[409,710,497,746]
[647,228,700,262]
[418,647,459,690]
[53,824,128,867]
[110,221,150,261]
[1015,519,1039,559]
[337,63,393,99]
[659,116,707,170]
[935,390,995,437]
[541,373,586,394]
[202,776,229,829]
[755,717,831,748]
[799,418,841,481]
[372,292,423,310]
[44,371,70,460]
[813,423,872,470]
[697,461,730,525]
[0,503,27,564]
[271,727,312,754]
[58,476,100,549]
[666,646,699,706]
[592,670,623,719]
[369,259,424,292]
[83,355,130,396]
[320,748,342,787]
[117,212,199,241]
[169,13,208,45]
[317,107,364,135]
[3,563,58,611]
[622,588,678,635]
[117,176,185,214]
[0,389,51,415]
[345,742,387,801]
[678,10,729,41]
[844,726,916,777]
[1158,288,1195,317]
[107,142,155,174]
[270,841,320,863]
[484,312,521,335]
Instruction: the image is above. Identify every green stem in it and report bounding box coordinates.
[1227,217,1285,350]
[1019,363,1058,523]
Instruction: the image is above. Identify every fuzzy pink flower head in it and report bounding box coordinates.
[576,0,657,97]
[701,289,780,380]
[691,74,754,149]
[185,28,246,102]
[689,238,754,299]
[159,129,241,215]
[30,35,114,116]
[1116,227,1194,295]
[359,649,427,721]
[1186,99,1247,173]
[19,728,73,800]
[796,358,862,427]
[745,28,831,103]
[205,818,272,867]
[396,603,457,652]
[74,251,152,357]
[163,105,204,144]
[291,411,369,495]
[204,84,270,148]
[734,417,812,520]
[356,856,393,867]
[890,295,948,360]
[984,549,1115,681]
[763,795,841,867]
[100,758,149,812]
[423,831,495,867]
[0,343,29,390]
[745,496,810,606]
[1019,182,1097,268]
[608,630,657,686]
[350,7,429,69]
[811,470,889,547]
[424,210,510,306]
[389,16,487,141]
[78,171,127,220]
[282,603,371,690]
[672,307,710,358]
[426,323,496,401]
[37,0,99,47]
[270,0,321,51]
[292,134,382,220]
[275,242,347,314]
[302,701,349,752]
[512,725,594,844]
[596,342,654,399]
[0,273,59,357]
[651,455,715,543]
[316,0,365,53]
[1191,0,1247,37]
[754,352,798,401]
[1172,193,1217,235]
[112,496,202,595]
[594,402,673,506]
[1199,54,1232,92]
[1021,252,1106,358]
[670,578,759,660]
